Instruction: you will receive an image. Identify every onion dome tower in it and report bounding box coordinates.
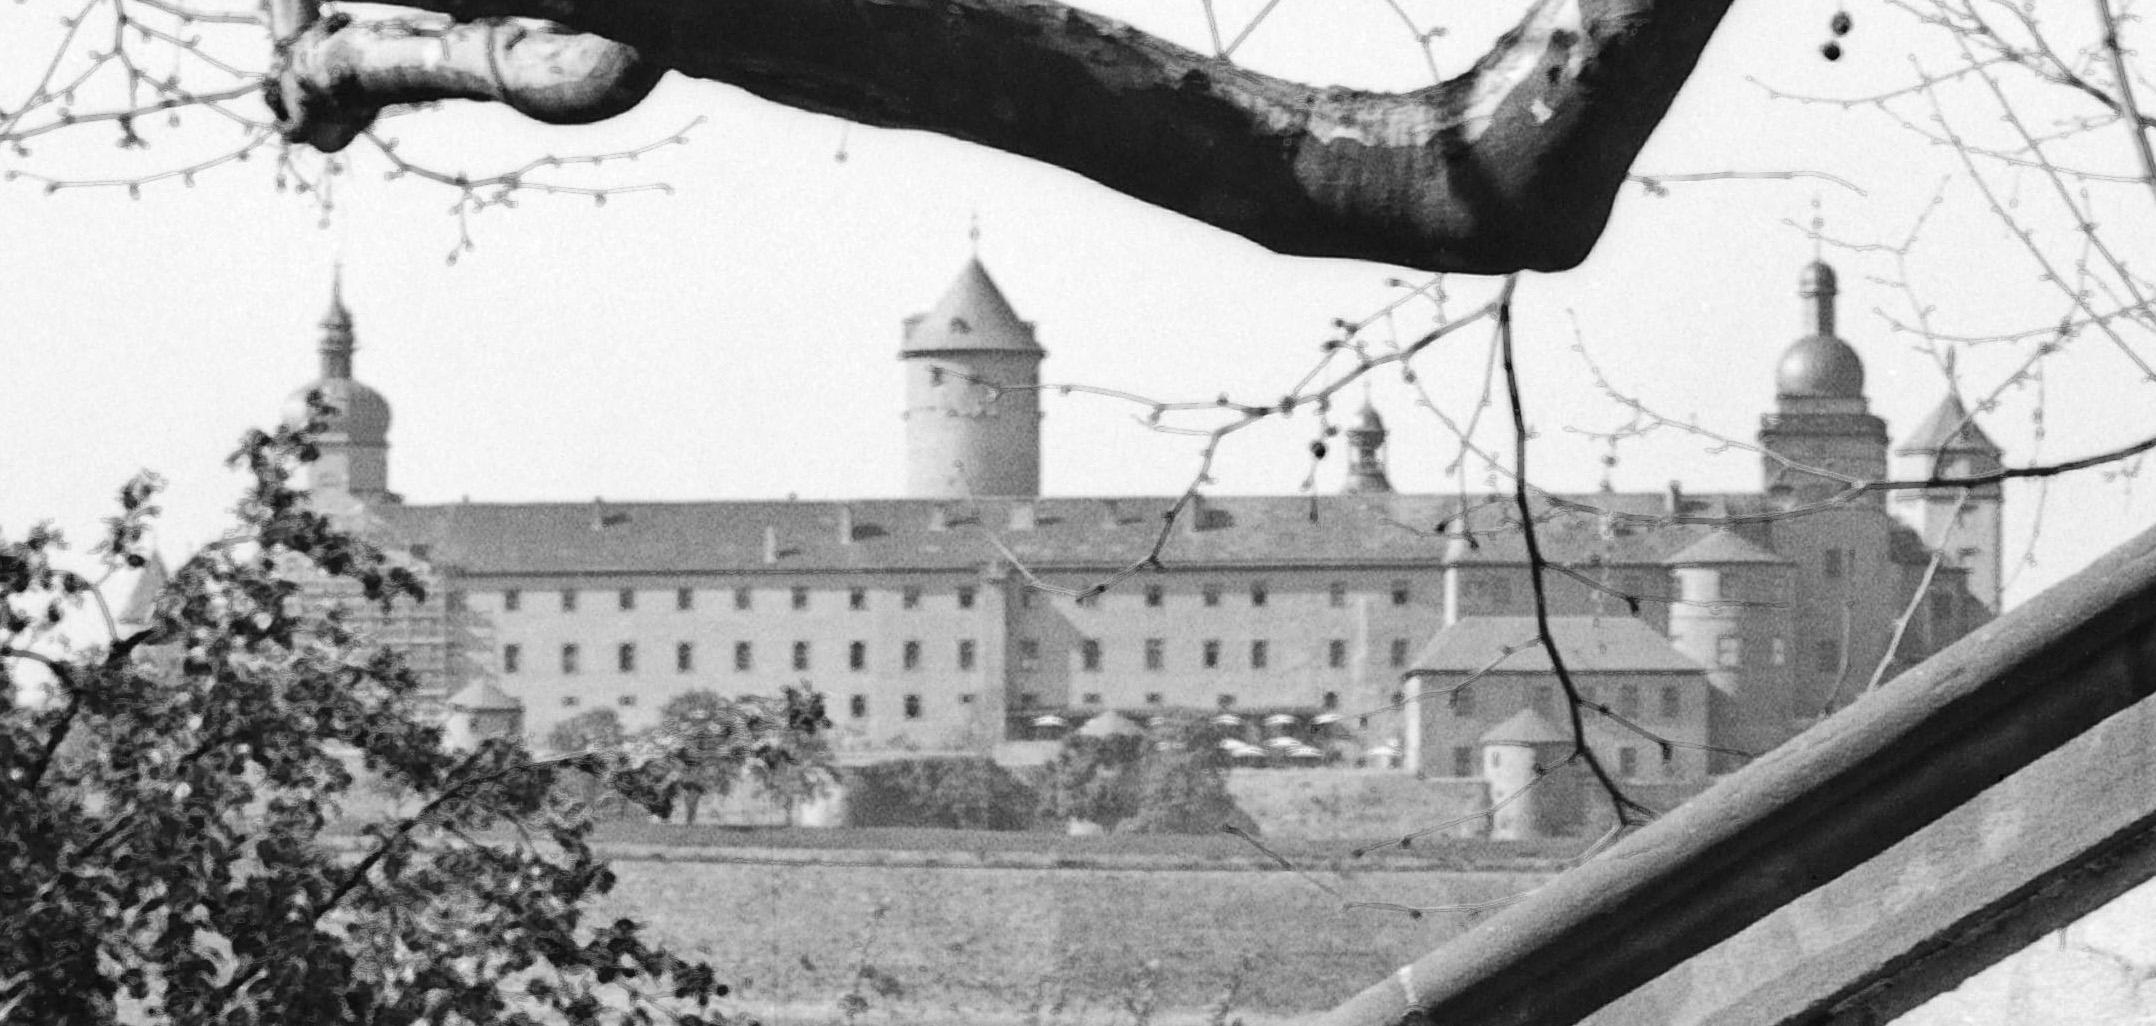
[1341,403,1396,494]
[1893,390,2006,611]
[1757,261,1889,507]
[1663,529,1795,770]
[282,270,395,510]
[900,258,1045,498]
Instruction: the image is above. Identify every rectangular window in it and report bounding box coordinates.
[1144,638,1165,670]
[793,641,811,671]
[1533,685,1557,716]
[1660,685,1682,719]
[1080,639,1102,672]
[1322,691,1339,710]
[1019,691,1039,708]
[791,587,809,610]
[903,640,921,671]
[561,590,578,613]
[1202,585,1223,607]
[1144,692,1164,705]
[1452,746,1475,778]
[1328,639,1347,669]
[1390,580,1411,606]
[849,587,867,611]
[1716,635,1743,668]
[1203,640,1222,669]
[502,643,521,674]
[1328,582,1347,608]
[1773,637,1789,666]
[1018,639,1040,671]
[504,588,521,612]
[618,643,636,673]
[1020,589,1035,608]
[734,587,752,611]
[619,695,637,708]
[444,591,466,614]
[1824,549,1844,579]
[619,588,636,611]
[1619,747,1640,779]
[957,586,977,610]
[561,695,579,708]
[958,639,976,671]
[1250,582,1268,607]
[959,693,976,705]
[1618,684,1641,718]
[676,588,694,611]
[901,586,922,610]
[1250,640,1269,669]
[677,642,694,673]
[1450,684,1475,717]
[734,641,753,671]
[561,643,580,675]
[849,641,867,671]
[849,694,867,719]
[1082,692,1103,705]
[903,694,922,720]
[1145,585,1164,608]
[1390,638,1410,668]
[1216,693,1236,710]
[1815,638,1841,673]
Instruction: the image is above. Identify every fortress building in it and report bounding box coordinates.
[285,258,2000,787]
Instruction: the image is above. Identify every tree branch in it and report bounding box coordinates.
[271,0,1740,273]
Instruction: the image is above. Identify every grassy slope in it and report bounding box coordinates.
[595,859,1553,1019]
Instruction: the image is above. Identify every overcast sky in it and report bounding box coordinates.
[4,0,2154,607]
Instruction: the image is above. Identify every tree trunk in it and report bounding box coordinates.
[276,0,1738,272]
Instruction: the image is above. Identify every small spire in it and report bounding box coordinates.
[967,211,982,256]
[1799,258,1838,338]
[319,265,355,380]
[1342,400,1394,494]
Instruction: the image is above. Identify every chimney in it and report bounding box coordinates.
[1666,480,1685,517]
[837,504,855,544]
[1184,494,1207,536]
[928,505,950,532]
[763,525,779,565]
[1007,502,1037,532]
[1101,500,1122,529]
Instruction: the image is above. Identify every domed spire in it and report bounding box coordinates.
[284,270,391,446]
[1775,259,1865,400]
[1342,402,1394,494]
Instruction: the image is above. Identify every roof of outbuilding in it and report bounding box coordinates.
[1412,616,1708,675]
[1480,707,1572,745]
[1665,529,1786,566]
[445,679,522,711]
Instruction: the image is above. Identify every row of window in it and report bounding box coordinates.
[1446,683,1689,720]
[1446,745,1658,779]
[1054,637,1414,672]
[492,579,1426,615]
[505,636,1420,676]
[507,639,984,675]
[1057,691,1345,710]
[560,692,935,720]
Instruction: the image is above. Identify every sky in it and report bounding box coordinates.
[4,0,2156,608]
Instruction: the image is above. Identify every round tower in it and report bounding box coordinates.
[441,679,525,751]
[901,259,1045,498]
[1664,530,1795,770]
[1893,391,2006,611]
[1757,261,1889,508]
[1480,708,1590,840]
[282,271,395,511]
[1341,402,1396,494]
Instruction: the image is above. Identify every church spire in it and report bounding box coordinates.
[1342,402,1395,494]
[320,265,356,380]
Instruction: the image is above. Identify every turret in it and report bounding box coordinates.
[441,680,524,751]
[900,259,1045,498]
[1479,708,1590,839]
[1894,391,2006,611]
[1664,530,1795,769]
[282,270,395,510]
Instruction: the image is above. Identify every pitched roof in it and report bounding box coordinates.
[1479,707,1571,745]
[899,259,1042,355]
[1664,529,1786,566]
[1412,616,1706,674]
[1898,392,2001,455]
[445,679,522,711]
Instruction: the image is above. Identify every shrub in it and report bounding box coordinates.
[845,756,1040,830]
